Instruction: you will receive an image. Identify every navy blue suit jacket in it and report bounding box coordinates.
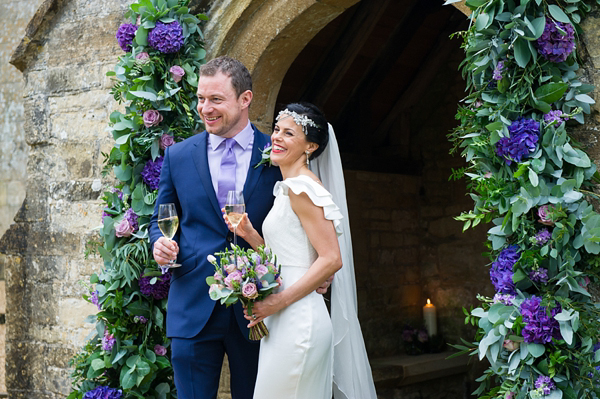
[149,125,281,339]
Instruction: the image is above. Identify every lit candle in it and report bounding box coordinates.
[423,298,437,336]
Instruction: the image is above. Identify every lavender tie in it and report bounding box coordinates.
[217,138,236,208]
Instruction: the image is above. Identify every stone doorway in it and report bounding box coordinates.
[272,1,490,396]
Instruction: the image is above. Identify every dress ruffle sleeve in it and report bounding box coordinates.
[274,175,343,236]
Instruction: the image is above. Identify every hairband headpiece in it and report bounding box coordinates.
[276,109,317,135]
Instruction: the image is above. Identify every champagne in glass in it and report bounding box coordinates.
[226,191,245,267]
[158,203,181,268]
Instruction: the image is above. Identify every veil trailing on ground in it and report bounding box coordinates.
[310,123,377,399]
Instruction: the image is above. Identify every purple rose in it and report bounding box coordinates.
[143,110,163,128]
[160,133,175,150]
[242,282,258,299]
[116,23,137,52]
[169,65,185,83]
[154,344,167,356]
[255,264,268,279]
[135,52,150,63]
[115,218,134,237]
[538,205,554,226]
[224,270,243,290]
[213,272,223,282]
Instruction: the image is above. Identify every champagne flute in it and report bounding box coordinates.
[225,191,245,268]
[157,203,181,268]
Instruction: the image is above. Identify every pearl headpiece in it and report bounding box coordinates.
[276,109,317,135]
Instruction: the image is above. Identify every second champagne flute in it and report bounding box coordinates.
[225,191,245,267]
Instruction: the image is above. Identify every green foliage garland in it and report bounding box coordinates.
[448,0,600,397]
[68,1,206,398]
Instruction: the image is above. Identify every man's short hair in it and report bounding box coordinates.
[199,56,252,98]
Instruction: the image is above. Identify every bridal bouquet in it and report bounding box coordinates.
[206,244,281,340]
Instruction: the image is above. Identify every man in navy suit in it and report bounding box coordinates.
[149,56,281,399]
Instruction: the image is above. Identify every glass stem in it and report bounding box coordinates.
[233,226,238,268]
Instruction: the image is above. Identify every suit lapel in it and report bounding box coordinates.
[192,132,222,218]
[244,125,269,202]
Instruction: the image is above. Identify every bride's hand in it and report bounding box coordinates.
[222,210,256,239]
[243,294,284,328]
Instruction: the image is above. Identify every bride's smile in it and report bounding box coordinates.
[270,116,317,175]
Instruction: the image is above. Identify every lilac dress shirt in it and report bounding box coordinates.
[207,120,255,195]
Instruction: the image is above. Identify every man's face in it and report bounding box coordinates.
[196,72,252,138]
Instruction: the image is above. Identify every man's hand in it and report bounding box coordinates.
[153,236,179,265]
[316,274,334,295]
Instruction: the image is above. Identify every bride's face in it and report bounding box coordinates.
[270,115,317,167]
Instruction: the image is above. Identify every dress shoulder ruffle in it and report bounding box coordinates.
[274,175,343,236]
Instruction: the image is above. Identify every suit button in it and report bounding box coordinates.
[227,236,233,242]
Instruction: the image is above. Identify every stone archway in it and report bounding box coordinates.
[202,0,360,131]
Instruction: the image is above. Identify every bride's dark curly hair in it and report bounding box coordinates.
[281,102,329,160]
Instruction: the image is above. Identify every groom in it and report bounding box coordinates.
[149,56,281,399]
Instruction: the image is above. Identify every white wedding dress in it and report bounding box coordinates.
[253,175,343,399]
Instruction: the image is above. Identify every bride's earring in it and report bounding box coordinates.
[305,150,310,165]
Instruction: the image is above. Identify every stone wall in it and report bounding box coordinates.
[0,0,47,394]
[1,0,131,397]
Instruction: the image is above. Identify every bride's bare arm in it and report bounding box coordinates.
[246,191,342,327]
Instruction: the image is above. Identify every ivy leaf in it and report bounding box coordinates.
[534,82,569,104]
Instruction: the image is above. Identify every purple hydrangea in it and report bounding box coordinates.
[90,290,101,310]
[490,245,520,294]
[148,21,184,54]
[534,228,552,245]
[530,268,549,284]
[535,375,556,395]
[544,110,568,127]
[110,187,124,200]
[141,156,164,190]
[535,17,575,63]
[116,23,138,52]
[124,208,139,232]
[492,61,505,81]
[139,271,171,300]
[495,118,540,165]
[83,386,123,399]
[493,293,515,305]
[520,296,561,344]
[102,330,116,351]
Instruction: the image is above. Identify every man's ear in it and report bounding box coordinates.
[239,90,253,109]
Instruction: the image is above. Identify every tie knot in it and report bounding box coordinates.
[225,138,236,150]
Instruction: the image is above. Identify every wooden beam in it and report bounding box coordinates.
[300,0,393,108]
[372,12,466,146]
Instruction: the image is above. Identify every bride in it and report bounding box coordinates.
[225,102,377,399]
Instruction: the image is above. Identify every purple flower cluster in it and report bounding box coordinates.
[535,375,556,395]
[133,315,147,324]
[148,21,184,54]
[495,118,540,165]
[544,110,568,127]
[102,330,116,351]
[493,292,515,305]
[139,271,171,300]
[530,268,549,284]
[83,386,123,399]
[115,208,139,238]
[534,228,552,245]
[141,156,164,190]
[535,17,575,63]
[520,296,561,344]
[490,245,520,294]
[116,23,138,52]
[90,290,101,310]
[492,61,505,81]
